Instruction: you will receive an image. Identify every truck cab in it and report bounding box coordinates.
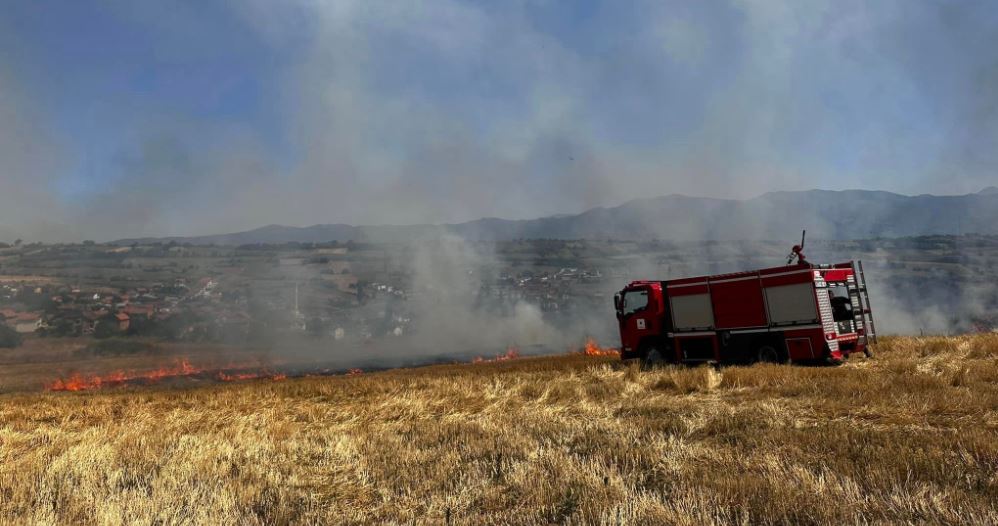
[614,281,666,361]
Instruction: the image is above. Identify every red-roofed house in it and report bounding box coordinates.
[123,304,155,319]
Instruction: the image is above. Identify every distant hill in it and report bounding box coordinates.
[113,188,998,245]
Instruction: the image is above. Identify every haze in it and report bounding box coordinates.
[2,0,997,242]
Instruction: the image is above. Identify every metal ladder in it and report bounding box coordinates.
[846,273,864,336]
[851,260,877,345]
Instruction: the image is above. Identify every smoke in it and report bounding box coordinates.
[0,63,76,242]
[864,270,952,336]
[202,234,613,374]
[401,237,560,352]
[809,243,998,336]
[3,1,998,242]
[2,0,996,375]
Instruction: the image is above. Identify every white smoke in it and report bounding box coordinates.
[404,236,580,354]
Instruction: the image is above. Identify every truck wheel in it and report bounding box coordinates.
[642,346,666,370]
[756,345,785,364]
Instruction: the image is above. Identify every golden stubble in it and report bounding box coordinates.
[2,334,997,525]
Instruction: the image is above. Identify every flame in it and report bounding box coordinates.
[46,339,618,392]
[473,346,521,364]
[581,337,620,357]
[46,357,288,392]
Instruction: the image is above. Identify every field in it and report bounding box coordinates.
[0,337,310,394]
[2,335,998,525]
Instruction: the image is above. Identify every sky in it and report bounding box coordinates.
[1,0,997,242]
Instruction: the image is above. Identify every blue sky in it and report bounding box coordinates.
[1,0,996,241]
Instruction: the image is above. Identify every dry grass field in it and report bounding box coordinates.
[2,335,998,525]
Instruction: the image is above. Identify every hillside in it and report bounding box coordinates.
[113,188,998,245]
[2,335,997,524]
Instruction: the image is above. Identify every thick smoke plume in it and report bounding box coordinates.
[2,1,998,241]
[406,236,562,352]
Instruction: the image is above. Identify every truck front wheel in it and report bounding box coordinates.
[756,344,787,364]
[641,346,667,370]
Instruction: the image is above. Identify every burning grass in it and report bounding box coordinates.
[45,358,288,391]
[32,339,607,393]
[2,334,998,524]
[582,336,621,357]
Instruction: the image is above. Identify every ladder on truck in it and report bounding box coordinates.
[848,260,877,348]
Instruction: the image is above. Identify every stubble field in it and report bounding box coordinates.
[2,335,997,525]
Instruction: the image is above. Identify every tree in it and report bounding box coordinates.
[48,318,81,338]
[0,324,23,348]
[126,315,154,336]
[93,319,117,339]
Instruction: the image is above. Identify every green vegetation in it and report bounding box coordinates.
[0,325,22,348]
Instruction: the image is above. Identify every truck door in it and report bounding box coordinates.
[618,287,651,355]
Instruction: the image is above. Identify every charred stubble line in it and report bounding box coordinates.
[0,335,997,524]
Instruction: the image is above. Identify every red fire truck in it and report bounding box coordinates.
[614,242,877,366]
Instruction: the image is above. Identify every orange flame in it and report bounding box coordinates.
[473,346,521,364]
[581,337,620,357]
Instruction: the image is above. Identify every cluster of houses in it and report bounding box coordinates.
[0,308,43,334]
[2,264,612,343]
[1,283,47,334]
[0,278,226,338]
[485,267,608,313]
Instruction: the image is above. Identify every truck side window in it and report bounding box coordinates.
[623,290,648,316]
[829,285,853,321]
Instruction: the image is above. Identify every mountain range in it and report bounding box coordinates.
[114,187,998,245]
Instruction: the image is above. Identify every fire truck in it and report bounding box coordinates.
[614,237,877,366]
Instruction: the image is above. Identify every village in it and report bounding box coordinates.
[2,235,997,349]
[0,278,216,340]
[0,242,615,348]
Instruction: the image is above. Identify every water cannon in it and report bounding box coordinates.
[786,230,809,266]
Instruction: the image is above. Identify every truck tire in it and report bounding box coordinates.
[756,344,786,364]
[641,346,666,370]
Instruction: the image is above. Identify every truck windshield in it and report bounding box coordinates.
[622,290,648,316]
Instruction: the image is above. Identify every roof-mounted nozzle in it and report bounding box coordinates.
[786,230,809,266]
